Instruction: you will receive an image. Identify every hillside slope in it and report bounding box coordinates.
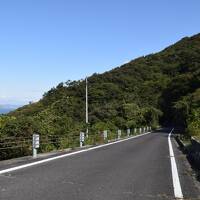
[1,33,200,139]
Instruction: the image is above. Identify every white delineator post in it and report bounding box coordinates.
[118,130,121,139]
[127,128,130,137]
[103,130,108,140]
[32,134,40,158]
[134,128,137,135]
[80,132,85,147]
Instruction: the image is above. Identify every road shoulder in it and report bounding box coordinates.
[172,137,200,199]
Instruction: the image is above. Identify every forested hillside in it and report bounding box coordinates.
[1,33,200,141]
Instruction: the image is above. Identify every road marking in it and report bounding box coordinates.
[0,132,151,175]
[168,128,183,199]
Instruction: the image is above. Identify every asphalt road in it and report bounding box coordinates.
[0,130,199,200]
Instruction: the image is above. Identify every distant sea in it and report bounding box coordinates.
[0,105,21,114]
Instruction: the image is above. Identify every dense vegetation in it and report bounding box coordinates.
[0,33,200,159]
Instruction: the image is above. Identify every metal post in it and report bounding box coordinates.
[103,130,108,140]
[86,77,89,138]
[32,134,39,158]
[80,132,85,147]
[134,128,137,135]
[33,148,37,158]
[80,140,83,148]
[127,128,130,137]
[118,130,121,139]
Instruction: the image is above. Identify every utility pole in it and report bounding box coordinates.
[86,77,89,138]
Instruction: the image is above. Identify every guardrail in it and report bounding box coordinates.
[175,135,200,169]
[0,126,152,160]
[189,137,200,167]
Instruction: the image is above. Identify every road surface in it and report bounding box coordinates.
[0,129,199,200]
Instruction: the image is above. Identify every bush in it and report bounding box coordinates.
[187,120,200,137]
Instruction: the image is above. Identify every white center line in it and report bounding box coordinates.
[168,128,183,199]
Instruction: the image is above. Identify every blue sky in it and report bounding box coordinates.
[0,0,200,105]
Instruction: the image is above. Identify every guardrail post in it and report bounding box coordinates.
[103,130,108,140]
[134,128,137,135]
[127,128,130,137]
[118,130,121,139]
[80,132,85,147]
[32,134,40,158]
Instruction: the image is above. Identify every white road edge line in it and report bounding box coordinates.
[0,132,151,175]
[168,128,183,199]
